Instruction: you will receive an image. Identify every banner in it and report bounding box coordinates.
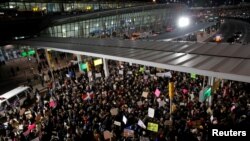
[156,71,172,78]
[147,122,158,132]
[94,59,103,66]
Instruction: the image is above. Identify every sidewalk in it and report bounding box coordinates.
[0,55,72,94]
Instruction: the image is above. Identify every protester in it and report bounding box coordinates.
[1,60,249,141]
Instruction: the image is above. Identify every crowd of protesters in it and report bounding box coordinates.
[0,60,249,141]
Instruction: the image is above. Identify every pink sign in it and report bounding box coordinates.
[182,89,188,94]
[28,123,36,130]
[154,89,161,97]
[49,101,56,108]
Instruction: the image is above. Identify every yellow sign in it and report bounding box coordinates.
[139,67,145,72]
[94,59,103,66]
[147,122,158,132]
[32,7,39,12]
[86,6,92,11]
[169,82,174,100]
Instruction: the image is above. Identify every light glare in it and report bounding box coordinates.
[178,17,190,28]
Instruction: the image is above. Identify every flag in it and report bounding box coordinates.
[123,115,127,124]
[82,92,94,101]
[199,86,211,102]
[204,86,211,99]
[154,89,161,97]
[147,122,158,132]
[80,63,87,70]
[138,119,146,129]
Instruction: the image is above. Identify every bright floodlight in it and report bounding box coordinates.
[178,17,190,28]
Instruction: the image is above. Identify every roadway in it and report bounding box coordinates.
[150,22,217,41]
[206,19,250,43]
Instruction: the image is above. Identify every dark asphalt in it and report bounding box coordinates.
[150,22,217,40]
[206,19,250,43]
[0,58,37,94]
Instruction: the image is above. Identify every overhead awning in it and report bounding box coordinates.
[11,37,250,83]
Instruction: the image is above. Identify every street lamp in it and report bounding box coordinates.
[177,16,190,28]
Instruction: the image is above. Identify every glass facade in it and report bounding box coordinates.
[0,1,145,13]
[41,8,181,38]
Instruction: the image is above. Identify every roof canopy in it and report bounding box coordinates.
[13,37,250,83]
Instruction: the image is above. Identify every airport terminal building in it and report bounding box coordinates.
[40,4,187,38]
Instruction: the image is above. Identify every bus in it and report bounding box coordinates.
[0,86,32,117]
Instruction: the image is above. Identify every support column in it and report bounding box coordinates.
[103,58,109,78]
[208,76,214,106]
[35,49,40,63]
[77,54,83,73]
[45,49,54,81]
